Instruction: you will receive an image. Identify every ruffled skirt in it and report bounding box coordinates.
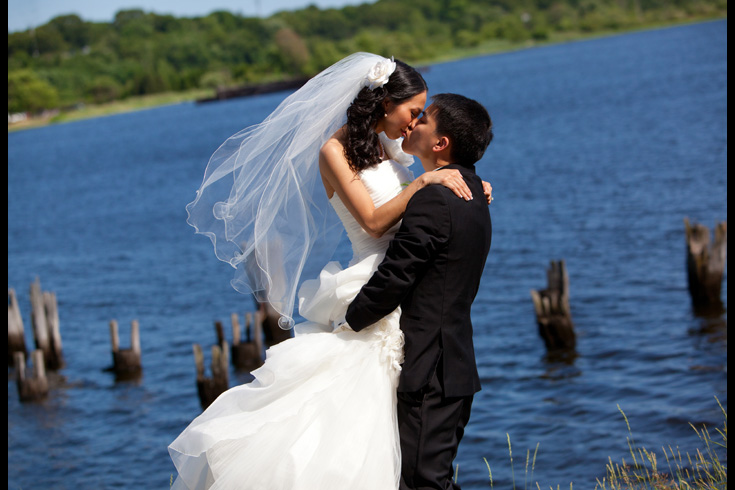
[169,256,404,490]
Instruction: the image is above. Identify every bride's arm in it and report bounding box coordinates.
[319,142,473,239]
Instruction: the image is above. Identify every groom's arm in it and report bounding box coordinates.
[345,185,450,331]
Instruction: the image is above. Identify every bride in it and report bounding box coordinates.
[170,53,490,489]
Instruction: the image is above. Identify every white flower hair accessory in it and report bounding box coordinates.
[365,56,396,90]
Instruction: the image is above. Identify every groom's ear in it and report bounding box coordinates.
[433,135,450,153]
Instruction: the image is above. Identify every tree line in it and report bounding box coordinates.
[7,0,726,114]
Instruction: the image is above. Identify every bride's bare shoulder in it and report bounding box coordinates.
[320,127,348,164]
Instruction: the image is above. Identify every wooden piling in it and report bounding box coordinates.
[232,313,242,345]
[531,260,576,351]
[29,279,49,358]
[29,278,64,370]
[214,321,226,348]
[8,288,27,365]
[44,291,63,367]
[193,342,229,410]
[684,218,727,315]
[109,319,143,380]
[230,312,264,370]
[14,350,49,402]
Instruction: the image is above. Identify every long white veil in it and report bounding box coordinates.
[186,53,391,327]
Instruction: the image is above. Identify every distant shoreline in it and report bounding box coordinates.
[8,16,726,133]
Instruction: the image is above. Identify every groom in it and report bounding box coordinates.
[345,93,493,490]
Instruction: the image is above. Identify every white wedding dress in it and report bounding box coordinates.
[169,158,413,490]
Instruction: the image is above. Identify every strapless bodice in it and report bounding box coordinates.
[296,158,413,328]
[329,159,414,263]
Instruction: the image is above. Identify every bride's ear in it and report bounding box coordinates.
[382,97,394,116]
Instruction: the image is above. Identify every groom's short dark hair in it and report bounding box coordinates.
[431,93,493,167]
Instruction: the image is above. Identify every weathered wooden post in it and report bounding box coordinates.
[193,342,229,410]
[260,302,293,345]
[29,278,49,363]
[109,319,143,380]
[8,288,27,365]
[29,278,64,370]
[684,218,727,315]
[14,350,49,402]
[230,312,264,370]
[214,320,226,348]
[44,291,63,367]
[531,260,576,352]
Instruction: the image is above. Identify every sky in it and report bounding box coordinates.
[8,0,375,33]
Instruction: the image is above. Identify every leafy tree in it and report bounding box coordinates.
[199,69,233,89]
[8,69,60,113]
[5,0,727,110]
[32,24,70,57]
[274,28,310,74]
[86,75,123,103]
[496,14,532,42]
[47,15,90,50]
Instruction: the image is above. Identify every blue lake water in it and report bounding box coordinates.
[8,20,727,488]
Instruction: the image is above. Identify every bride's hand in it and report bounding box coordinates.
[482,181,493,204]
[420,169,473,201]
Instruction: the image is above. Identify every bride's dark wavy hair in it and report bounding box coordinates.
[344,59,427,173]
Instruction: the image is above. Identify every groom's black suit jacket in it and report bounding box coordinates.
[345,163,491,398]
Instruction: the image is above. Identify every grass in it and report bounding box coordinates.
[7,88,213,132]
[167,400,726,487]
[595,399,727,490]
[481,398,727,490]
[410,15,727,67]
